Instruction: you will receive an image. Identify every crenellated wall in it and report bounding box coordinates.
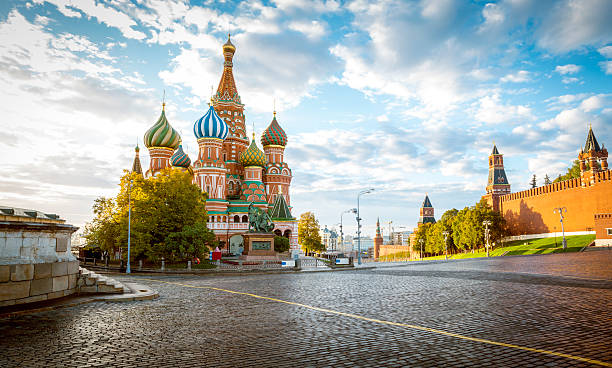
[499,170,612,235]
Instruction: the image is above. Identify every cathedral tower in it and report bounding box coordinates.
[261,112,292,205]
[212,34,248,192]
[132,145,143,175]
[193,104,229,213]
[239,134,268,208]
[483,144,510,212]
[143,103,180,177]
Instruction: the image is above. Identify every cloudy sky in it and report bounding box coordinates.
[0,0,611,238]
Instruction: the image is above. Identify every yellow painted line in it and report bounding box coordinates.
[142,278,612,367]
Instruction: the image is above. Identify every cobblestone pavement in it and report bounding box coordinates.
[1,251,611,367]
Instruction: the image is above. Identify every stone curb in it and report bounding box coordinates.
[0,283,158,319]
[97,266,371,277]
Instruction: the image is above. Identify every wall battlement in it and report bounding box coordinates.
[497,170,612,235]
[500,170,611,203]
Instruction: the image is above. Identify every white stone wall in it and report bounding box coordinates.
[0,229,76,266]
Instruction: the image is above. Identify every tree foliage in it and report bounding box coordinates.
[274,235,290,253]
[84,169,216,262]
[298,212,323,254]
[530,174,537,188]
[554,160,581,182]
[413,199,506,256]
[544,174,552,185]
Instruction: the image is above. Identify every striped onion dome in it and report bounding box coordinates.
[194,105,228,140]
[261,113,287,147]
[144,104,181,149]
[171,144,191,168]
[240,134,267,167]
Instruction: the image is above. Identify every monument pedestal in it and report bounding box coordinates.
[240,232,277,260]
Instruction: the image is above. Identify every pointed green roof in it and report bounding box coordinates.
[584,126,601,152]
[269,193,293,220]
[492,144,499,155]
[422,195,433,208]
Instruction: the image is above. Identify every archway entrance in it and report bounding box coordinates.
[229,234,244,255]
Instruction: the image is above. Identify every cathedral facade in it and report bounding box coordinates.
[137,36,298,254]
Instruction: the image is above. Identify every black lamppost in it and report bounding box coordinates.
[357,189,374,265]
[340,208,357,254]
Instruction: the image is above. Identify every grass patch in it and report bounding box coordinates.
[378,234,595,262]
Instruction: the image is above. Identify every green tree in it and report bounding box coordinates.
[413,222,432,256]
[83,196,120,255]
[165,223,217,262]
[554,160,581,182]
[274,236,290,253]
[85,169,213,263]
[530,174,537,188]
[298,212,323,254]
[544,174,552,185]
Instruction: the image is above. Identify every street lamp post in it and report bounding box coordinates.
[340,208,357,254]
[126,179,133,274]
[554,207,568,250]
[483,220,492,257]
[357,189,375,265]
[419,238,424,260]
[442,231,448,260]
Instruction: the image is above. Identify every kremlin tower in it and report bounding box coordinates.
[373,218,383,259]
[139,35,297,252]
[482,144,510,212]
[418,195,436,225]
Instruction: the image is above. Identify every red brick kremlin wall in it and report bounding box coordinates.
[499,170,612,235]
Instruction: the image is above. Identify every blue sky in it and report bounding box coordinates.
[0,0,611,239]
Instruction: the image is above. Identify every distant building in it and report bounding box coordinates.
[320,225,338,252]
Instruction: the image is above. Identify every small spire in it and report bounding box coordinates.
[162,89,166,111]
[273,98,276,117]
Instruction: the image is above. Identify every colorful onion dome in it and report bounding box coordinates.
[240,134,267,167]
[194,105,228,140]
[261,112,287,147]
[171,144,191,168]
[144,104,181,149]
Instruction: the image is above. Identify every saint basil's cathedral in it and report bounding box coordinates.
[133,36,298,254]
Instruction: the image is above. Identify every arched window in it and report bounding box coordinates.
[274,229,282,237]
[211,216,215,222]
[283,230,291,239]
[229,182,233,190]
[242,215,248,223]
[234,215,240,223]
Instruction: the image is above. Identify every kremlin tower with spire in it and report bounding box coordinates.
[138,35,297,253]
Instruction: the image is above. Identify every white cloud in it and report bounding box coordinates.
[599,61,612,75]
[377,115,389,123]
[500,70,531,83]
[562,77,580,84]
[288,20,326,40]
[474,94,533,124]
[599,45,612,58]
[37,0,146,40]
[535,0,612,53]
[555,64,581,75]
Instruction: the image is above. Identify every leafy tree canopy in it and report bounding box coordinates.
[298,212,324,254]
[273,235,290,253]
[84,169,216,262]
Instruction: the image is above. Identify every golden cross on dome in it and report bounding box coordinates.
[162,89,166,110]
[273,98,276,117]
